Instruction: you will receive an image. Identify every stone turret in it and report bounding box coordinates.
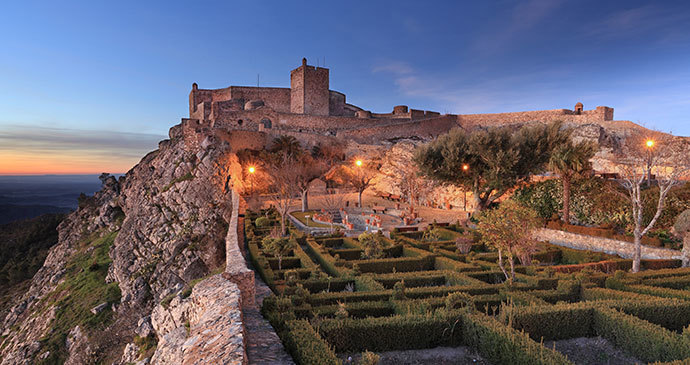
[290,58,330,116]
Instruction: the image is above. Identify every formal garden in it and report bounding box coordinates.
[246,208,690,365]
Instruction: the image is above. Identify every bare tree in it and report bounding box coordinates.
[337,160,378,208]
[294,154,330,212]
[394,165,434,213]
[616,132,689,272]
[267,155,301,236]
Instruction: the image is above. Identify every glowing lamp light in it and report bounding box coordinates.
[462,164,469,171]
[355,160,363,167]
[248,166,256,174]
[646,140,655,148]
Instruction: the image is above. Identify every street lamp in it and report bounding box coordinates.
[462,164,469,211]
[645,140,654,187]
[355,159,363,167]
[248,166,256,193]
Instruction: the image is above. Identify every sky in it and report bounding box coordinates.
[1,0,690,174]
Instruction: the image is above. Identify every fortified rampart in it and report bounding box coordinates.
[184,58,625,147]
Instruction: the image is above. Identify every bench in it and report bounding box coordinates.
[395,226,419,232]
[372,205,387,214]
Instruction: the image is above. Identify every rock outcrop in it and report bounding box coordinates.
[1,123,245,363]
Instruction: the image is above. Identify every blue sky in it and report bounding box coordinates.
[1,0,690,173]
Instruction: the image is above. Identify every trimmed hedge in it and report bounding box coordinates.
[313,301,394,319]
[503,302,595,341]
[318,311,464,353]
[301,278,354,293]
[593,307,690,363]
[645,274,690,290]
[462,311,573,365]
[622,284,690,301]
[283,320,340,365]
[373,272,446,289]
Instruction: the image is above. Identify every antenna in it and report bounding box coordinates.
[257,74,260,87]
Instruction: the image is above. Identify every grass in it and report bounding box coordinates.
[35,230,122,364]
[161,172,194,193]
[290,211,333,228]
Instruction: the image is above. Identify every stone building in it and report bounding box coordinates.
[185,58,621,147]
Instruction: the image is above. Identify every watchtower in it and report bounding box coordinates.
[290,58,330,116]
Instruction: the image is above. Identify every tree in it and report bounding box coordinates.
[294,154,330,212]
[414,122,568,212]
[328,159,378,208]
[548,138,597,224]
[266,155,301,236]
[616,132,689,272]
[262,236,295,271]
[393,165,433,214]
[270,135,303,159]
[477,200,540,281]
[673,209,690,267]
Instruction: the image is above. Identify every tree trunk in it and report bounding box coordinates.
[280,215,287,237]
[682,234,690,268]
[509,256,515,282]
[497,249,509,281]
[278,256,282,271]
[301,189,308,212]
[632,231,642,273]
[358,190,363,208]
[562,177,571,224]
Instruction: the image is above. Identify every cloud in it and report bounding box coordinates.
[471,0,564,54]
[0,125,165,174]
[583,4,690,41]
[372,61,414,75]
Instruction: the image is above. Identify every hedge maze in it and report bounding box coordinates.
[245,209,690,364]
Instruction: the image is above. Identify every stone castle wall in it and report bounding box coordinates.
[457,106,614,128]
[338,115,458,143]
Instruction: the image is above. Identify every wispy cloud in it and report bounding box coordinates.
[583,4,690,41]
[471,0,564,55]
[0,125,165,174]
[372,61,414,75]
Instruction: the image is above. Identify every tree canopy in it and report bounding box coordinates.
[414,122,568,211]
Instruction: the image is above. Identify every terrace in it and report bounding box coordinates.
[245,208,690,364]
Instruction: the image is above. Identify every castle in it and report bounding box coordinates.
[184,58,616,146]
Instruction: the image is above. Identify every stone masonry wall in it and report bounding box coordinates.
[534,228,682,260]
[457,107,613,128]
[224,189,255,307]
[338,115,458,143]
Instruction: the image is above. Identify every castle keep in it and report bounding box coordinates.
[185,58,616,146]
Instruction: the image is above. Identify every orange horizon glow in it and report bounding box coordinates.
[0,151,135,175]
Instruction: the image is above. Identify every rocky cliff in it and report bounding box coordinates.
[0,123,244,364]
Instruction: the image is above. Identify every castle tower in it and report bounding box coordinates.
[290,58,330,116]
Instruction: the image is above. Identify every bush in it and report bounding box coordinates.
[255,216,271,228]
[318,311,464,353]
[358,350,380,365]
[593,307,690,363]
[461,311,571,365]
[283,320,340,365]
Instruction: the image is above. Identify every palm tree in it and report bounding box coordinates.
[548,140,597,224]
[270,135,302,159]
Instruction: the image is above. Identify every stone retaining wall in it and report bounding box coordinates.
[225,189,255,307]
[534,228,682,260]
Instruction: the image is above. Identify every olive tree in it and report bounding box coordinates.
[414,122,568,212]
[477,200,540,281]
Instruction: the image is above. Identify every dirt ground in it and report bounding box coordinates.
[339,346,489,365]
[545,337,642,365]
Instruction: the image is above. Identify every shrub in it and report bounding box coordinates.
[318,311,464,353]
[283,320,340,365]
[255,216,271,228]
[392,280,406,300]
[358,350,380,365]
[593,307,690,363]
[445,292,473,311]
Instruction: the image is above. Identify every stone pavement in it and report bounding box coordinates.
[244,271,295,364]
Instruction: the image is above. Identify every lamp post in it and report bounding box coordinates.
[248,166,256,194]
[462,164,469,211]
[645,140,654,187]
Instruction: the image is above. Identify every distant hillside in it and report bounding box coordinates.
[0,204,71,225]
[0,213,65,323]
